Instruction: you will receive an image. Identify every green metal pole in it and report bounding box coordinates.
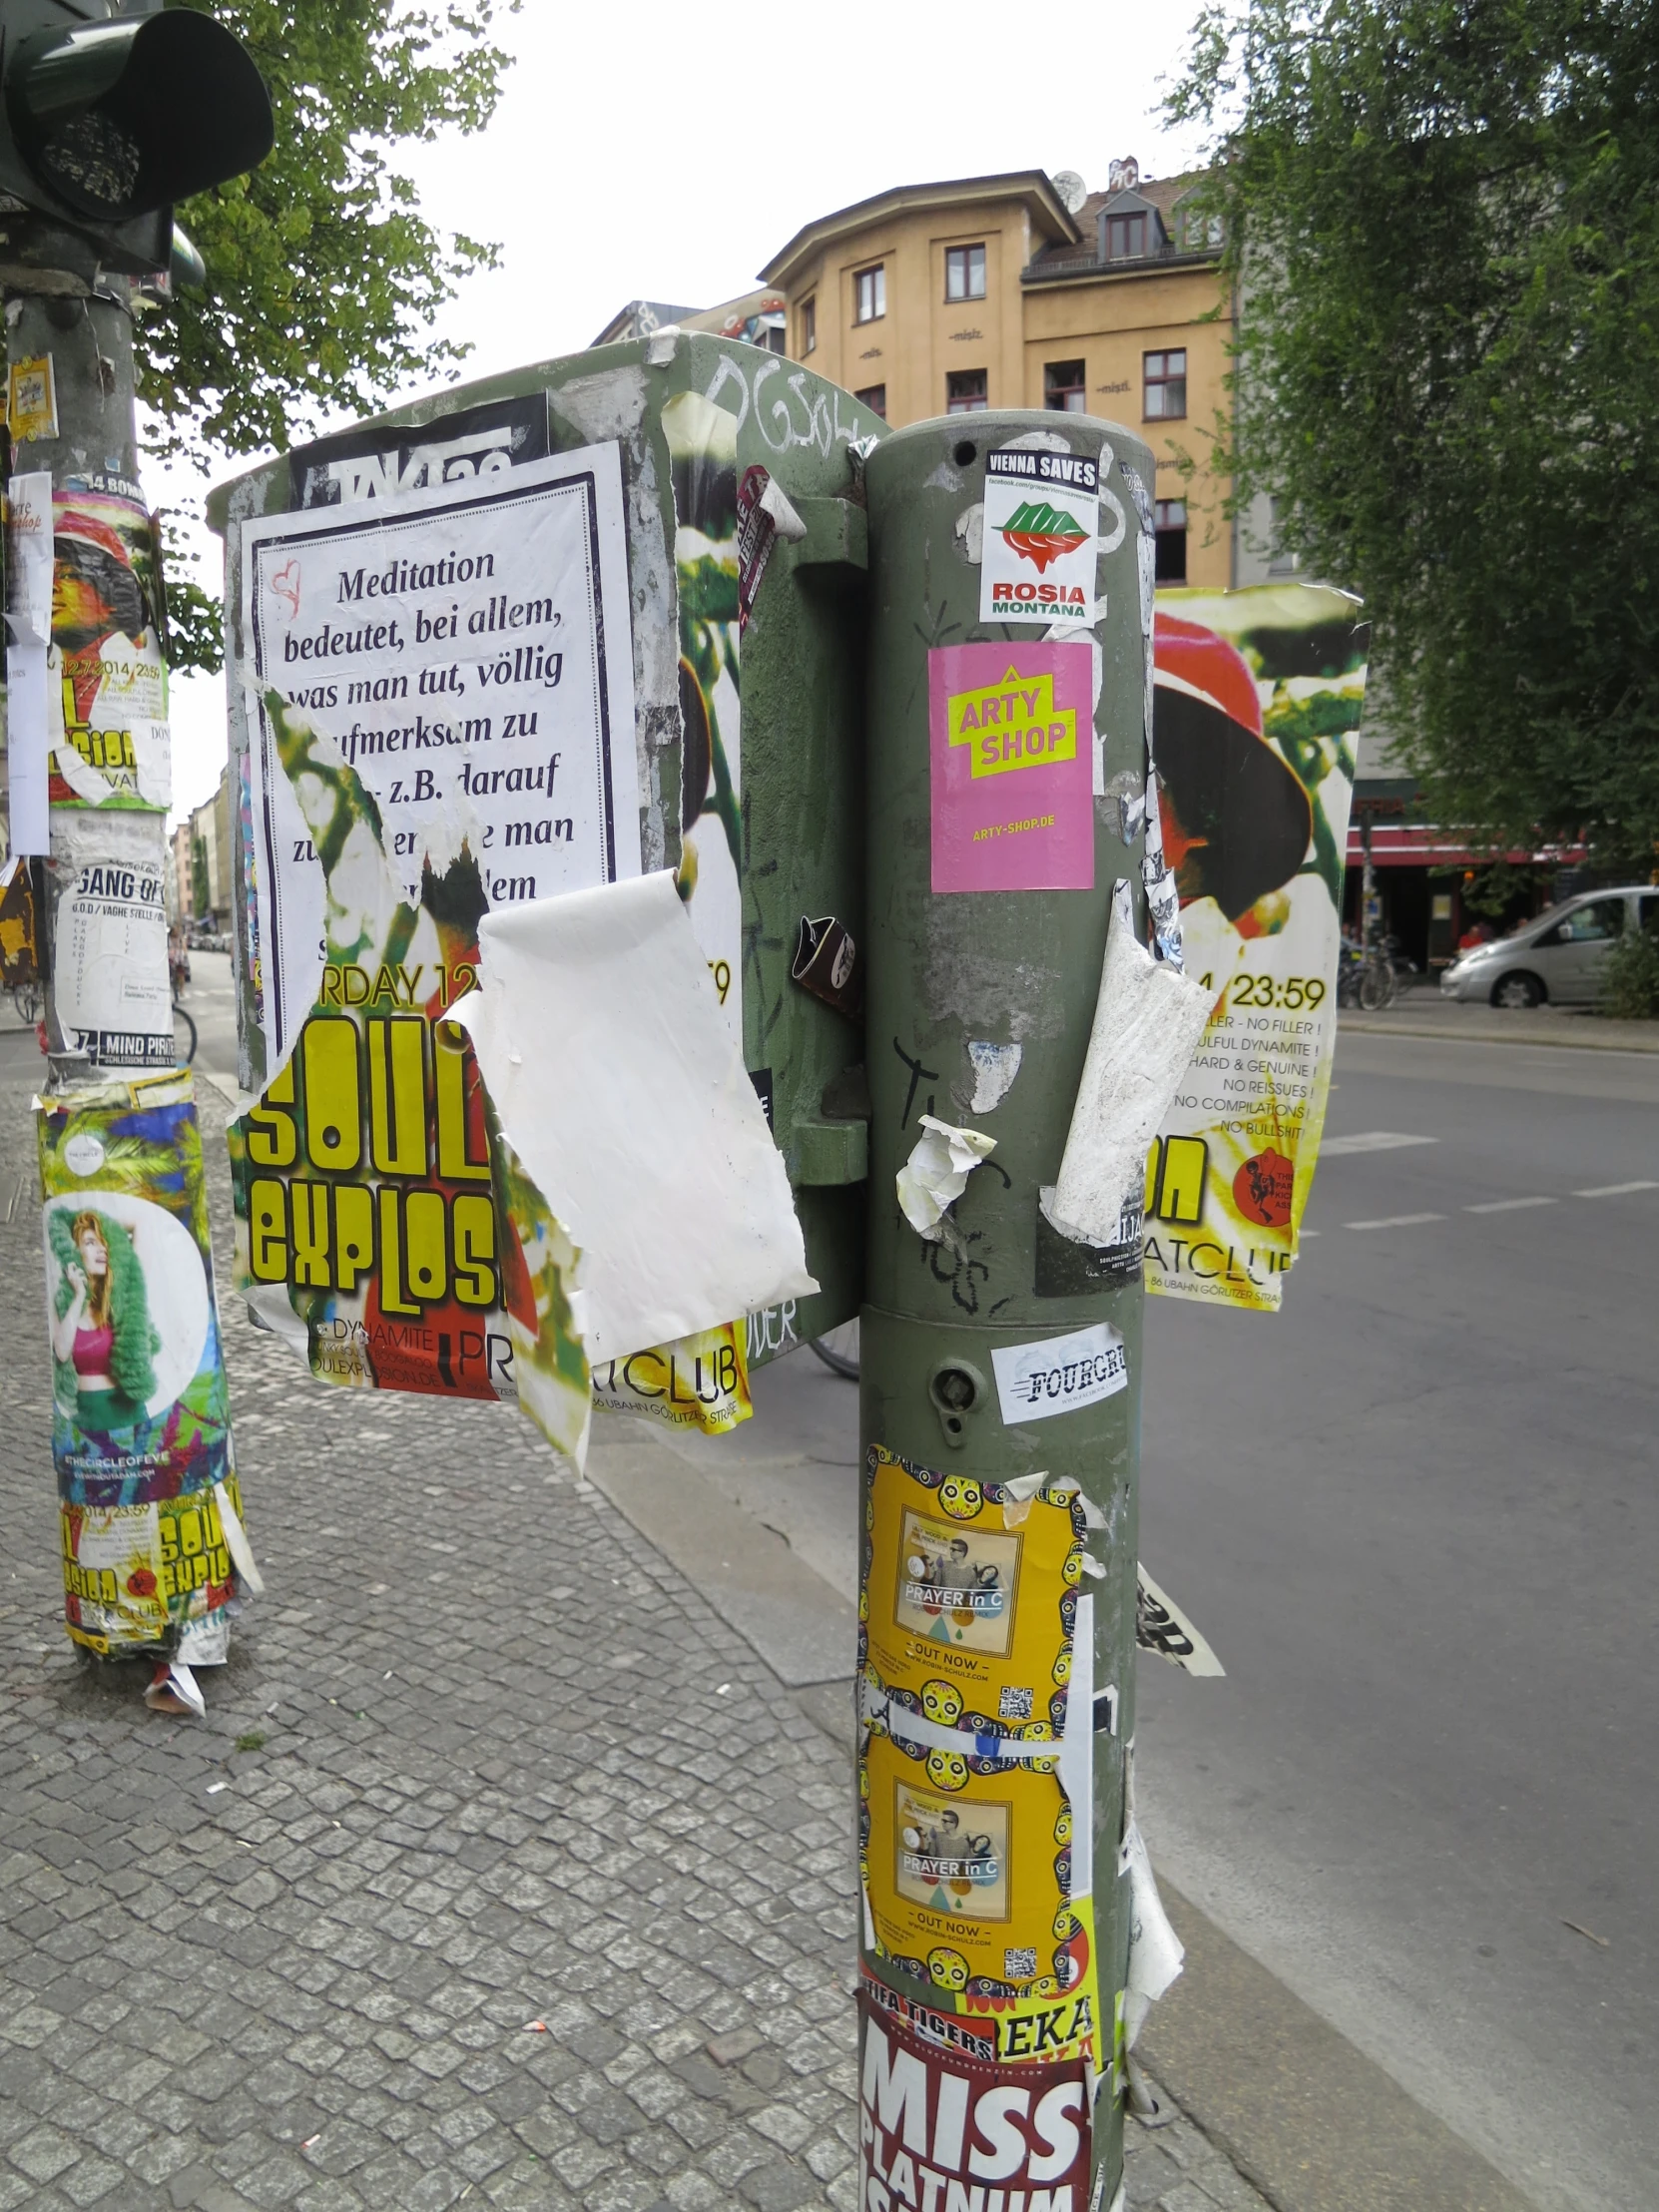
[857,410,1153,2212]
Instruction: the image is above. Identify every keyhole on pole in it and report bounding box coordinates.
[928,1361,985,1449]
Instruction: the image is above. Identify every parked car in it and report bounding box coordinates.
[1440,885,1659,1006]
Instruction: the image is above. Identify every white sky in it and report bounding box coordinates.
[164,0,1208,827]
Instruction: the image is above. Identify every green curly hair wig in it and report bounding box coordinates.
[50,1206,160,1410]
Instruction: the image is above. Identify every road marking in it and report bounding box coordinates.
[1573,1181,1659,1198]
[1464,1196,1558,1214]
[1344,1213,1445,1231]
[1321,1131,1440,1156]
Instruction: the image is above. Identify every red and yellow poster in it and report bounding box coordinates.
[1144,583,1370,1311]
[47,479,170,813]
[858,1978,1092,2212]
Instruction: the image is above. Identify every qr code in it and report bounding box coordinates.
[998,1686,1033,1721]
[1003,1947,1038,1980]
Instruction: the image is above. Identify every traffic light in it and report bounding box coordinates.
[0,0,273,273]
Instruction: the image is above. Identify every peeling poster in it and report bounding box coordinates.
[238,443,641,1072]
[1144,584,1370,1313]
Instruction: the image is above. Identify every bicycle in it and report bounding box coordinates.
[808,1320,859,1381]
[173,998,198,1064]
[11,978,42,1025]
[1338,942,1405,1012]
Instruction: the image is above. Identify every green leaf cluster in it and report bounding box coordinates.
[1171,0,1659,867]
[1599,917,1659,1016]
[139,2,517,669]
[144,0,515,466]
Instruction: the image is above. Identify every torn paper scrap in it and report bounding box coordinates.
[451,869,816,1366]
[1141,776,1183,966]
[1136,1564,1226,1676]
[966,1040,1022,1114]
[145,1661,206,1719]
[895,1115,996,1242]
[792,914,861,1019]
[1049,883,1216,1249]
[214,1480,265,1596]
[1058,1592,1095,1903]
[6,469,52,854]
[1120,1815,1184,2047]
[491,1127,594,1469]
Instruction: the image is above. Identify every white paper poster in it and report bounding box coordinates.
[238,443,642,1068]
[980,447,1100,625]
[452,871,816,1366]
[51,813,173,1066]
[5,469,52,855]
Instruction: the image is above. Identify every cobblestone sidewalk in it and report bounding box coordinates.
[0,1062,1270,2212]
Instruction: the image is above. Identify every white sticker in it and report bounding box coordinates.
[980,448,1100,625]
[990,1320,1128,1424]
[63,1133,106,1177]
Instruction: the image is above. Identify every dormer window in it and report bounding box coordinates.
[1099,194,1168,264]
[1105,212,1147,261]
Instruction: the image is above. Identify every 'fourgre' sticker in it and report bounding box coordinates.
[990,1320,1128,1423]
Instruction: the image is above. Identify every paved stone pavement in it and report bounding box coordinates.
[0,1059,1269,2212]
[1122,2103,1272,2212]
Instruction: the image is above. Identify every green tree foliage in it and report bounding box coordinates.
[1600,919,1659,1017]
[1170,0,1659,867]
[191,833,211,918]
[144,0,517,669]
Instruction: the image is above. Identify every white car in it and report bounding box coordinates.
[1440,885,1659,1007]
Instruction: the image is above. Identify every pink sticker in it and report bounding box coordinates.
[928,641,1095,893]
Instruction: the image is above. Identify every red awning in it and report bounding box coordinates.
[1345,827,1587,867]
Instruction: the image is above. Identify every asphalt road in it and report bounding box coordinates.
[1135,1030,1659,2212]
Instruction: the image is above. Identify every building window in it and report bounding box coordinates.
[1144,348,1187,420]
[1266,494,1300,577]
[945,245,986,301]
[1155,499,1187,583]
[854,384,886,420]
[946,369,987,413]
[1045,360,1086,412]
[800,296,816,354]
[854,265,885,323]
[1106,212,1148,261]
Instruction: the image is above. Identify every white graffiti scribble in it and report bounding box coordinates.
[703,353,865,458]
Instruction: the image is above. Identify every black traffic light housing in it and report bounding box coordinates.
[0,0,272,274]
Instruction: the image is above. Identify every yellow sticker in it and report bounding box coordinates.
[947,663,1078,780]
[9,355,57,442]
[861,1728,1079,2006]
[591,1322,751,1434]
[862,1444,1082,1730]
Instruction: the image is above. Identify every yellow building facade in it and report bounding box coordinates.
[759,166,1233,590]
